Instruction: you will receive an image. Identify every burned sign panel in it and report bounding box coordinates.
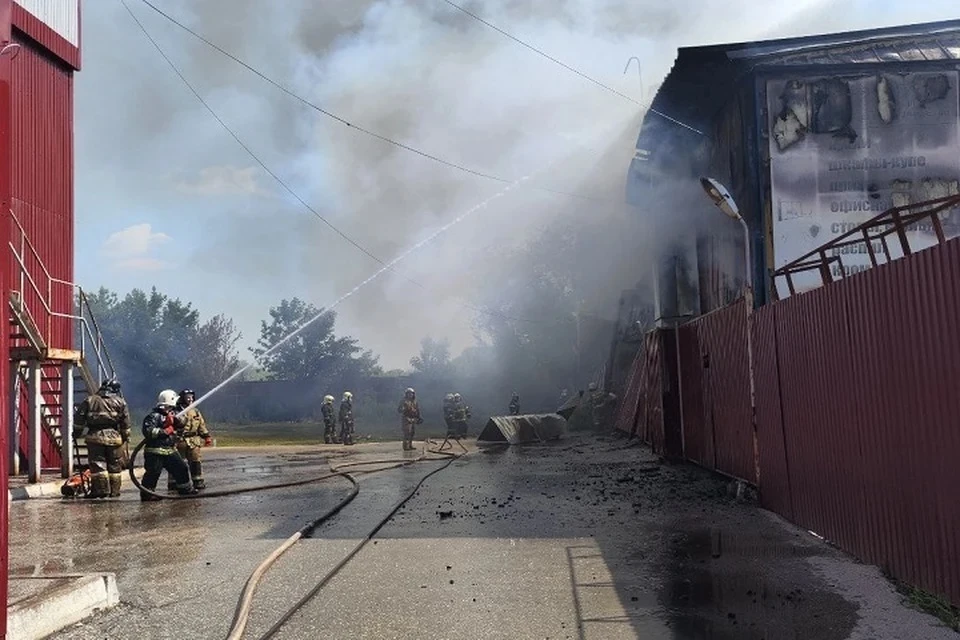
[767,70,960,295]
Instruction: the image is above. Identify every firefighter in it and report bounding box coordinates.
[442,393,457,437]
[339,391,355,446]
[509,392,521,416]
[166,389,212,491]
[589,383,617,431]
[140,389,197,501]
[321,395,337,444]
[451,393,471,438]
[397,387,422,451]
[73,377,131,499]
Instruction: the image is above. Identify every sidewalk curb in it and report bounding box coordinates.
[9,469,146,502]
[8,573,119,640]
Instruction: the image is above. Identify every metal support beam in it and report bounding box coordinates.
[8,361,17,476]
[61,361,74,478]
[26,360,40,483]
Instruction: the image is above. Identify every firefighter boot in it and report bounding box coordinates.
[140,490,163,502]
[87,473,109,499]
[190,461,205,490]
[108,473,122,498]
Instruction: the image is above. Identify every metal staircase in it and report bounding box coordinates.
[8,209,117,481]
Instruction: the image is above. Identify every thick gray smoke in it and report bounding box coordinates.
[76,0,960,369]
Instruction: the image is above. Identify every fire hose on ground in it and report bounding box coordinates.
[125,437,467,640]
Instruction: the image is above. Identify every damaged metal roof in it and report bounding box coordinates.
[634,19,960,163]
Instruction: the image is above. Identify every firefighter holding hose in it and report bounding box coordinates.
[140,389,198,501]
[398,387,422,451]
[166,389,212,491]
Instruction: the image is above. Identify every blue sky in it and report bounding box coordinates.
[74,1,960,368]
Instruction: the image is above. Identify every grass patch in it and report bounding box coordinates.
[892,579,960,631]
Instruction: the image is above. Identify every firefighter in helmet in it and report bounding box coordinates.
[589,383,617,431]
[442,393,457,437]
[451,392,471,438]
[321,395,337,444]
[167,389,212,491]
[140,389,197,501]
[73,377,131,499]
[397,387,422,451]
[509,392,521,416]
[339,391,355,446]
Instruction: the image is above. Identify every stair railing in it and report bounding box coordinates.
[9,209,117,385]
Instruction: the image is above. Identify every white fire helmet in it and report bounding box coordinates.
[343,391,353,401]
[405,387,416,397]
[323,395,334,404]
[157,389,179,408]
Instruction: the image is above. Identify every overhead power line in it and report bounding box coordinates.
[121,0,574,328]
[440,0,704,136]
[137,0,618,204]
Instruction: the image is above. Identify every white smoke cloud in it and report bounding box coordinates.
[101,223,172,271]
[77,0,960,367]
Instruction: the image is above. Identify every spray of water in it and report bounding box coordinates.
[180,174,534,416]
[178,121,626,417]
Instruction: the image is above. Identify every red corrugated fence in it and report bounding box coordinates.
[617,237,960,605]
[758,237,960,605]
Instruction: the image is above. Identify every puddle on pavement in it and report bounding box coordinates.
[657,527,859,639]
[238,465,285,474]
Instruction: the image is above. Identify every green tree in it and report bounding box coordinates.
[409,336,452,379]
[84,287,243,410]
[252,298,380,381]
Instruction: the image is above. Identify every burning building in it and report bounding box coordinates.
[628,19,960,320]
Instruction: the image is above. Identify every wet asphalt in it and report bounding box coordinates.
[10,437,956,640]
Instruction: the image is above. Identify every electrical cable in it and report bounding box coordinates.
[120,0,393,271]
[135,0,624,203]
[122,0,585,331]
[440,0,705,136]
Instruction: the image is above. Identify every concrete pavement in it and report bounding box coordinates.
[8,438,954,639]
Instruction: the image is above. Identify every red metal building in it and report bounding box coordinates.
[0,2,118,635]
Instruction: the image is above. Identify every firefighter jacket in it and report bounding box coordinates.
[452,400,471,422]
[142,407,185,455]
[321,403,336,427]
[176,406,210,449]
[339,401,354,426]
[74,391,131,446]
[442,397,456,421]
[398,399,422,424]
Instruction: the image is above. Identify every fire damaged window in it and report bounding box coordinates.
[811,78,856,141]
[912,74,951,107]
[773,78,857,150]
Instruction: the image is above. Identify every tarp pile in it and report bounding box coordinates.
[477,414,566,445]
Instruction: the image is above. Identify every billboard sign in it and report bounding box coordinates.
[766,70,960,295]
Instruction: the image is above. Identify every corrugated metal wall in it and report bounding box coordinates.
[756,237,960,605]
[10,31,73,350]
[679,300,755,481]
[620,237,960,604]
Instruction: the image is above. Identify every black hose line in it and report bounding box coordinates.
[126,439,451,500]
[256,449,462,640]
[124,437,464,639]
